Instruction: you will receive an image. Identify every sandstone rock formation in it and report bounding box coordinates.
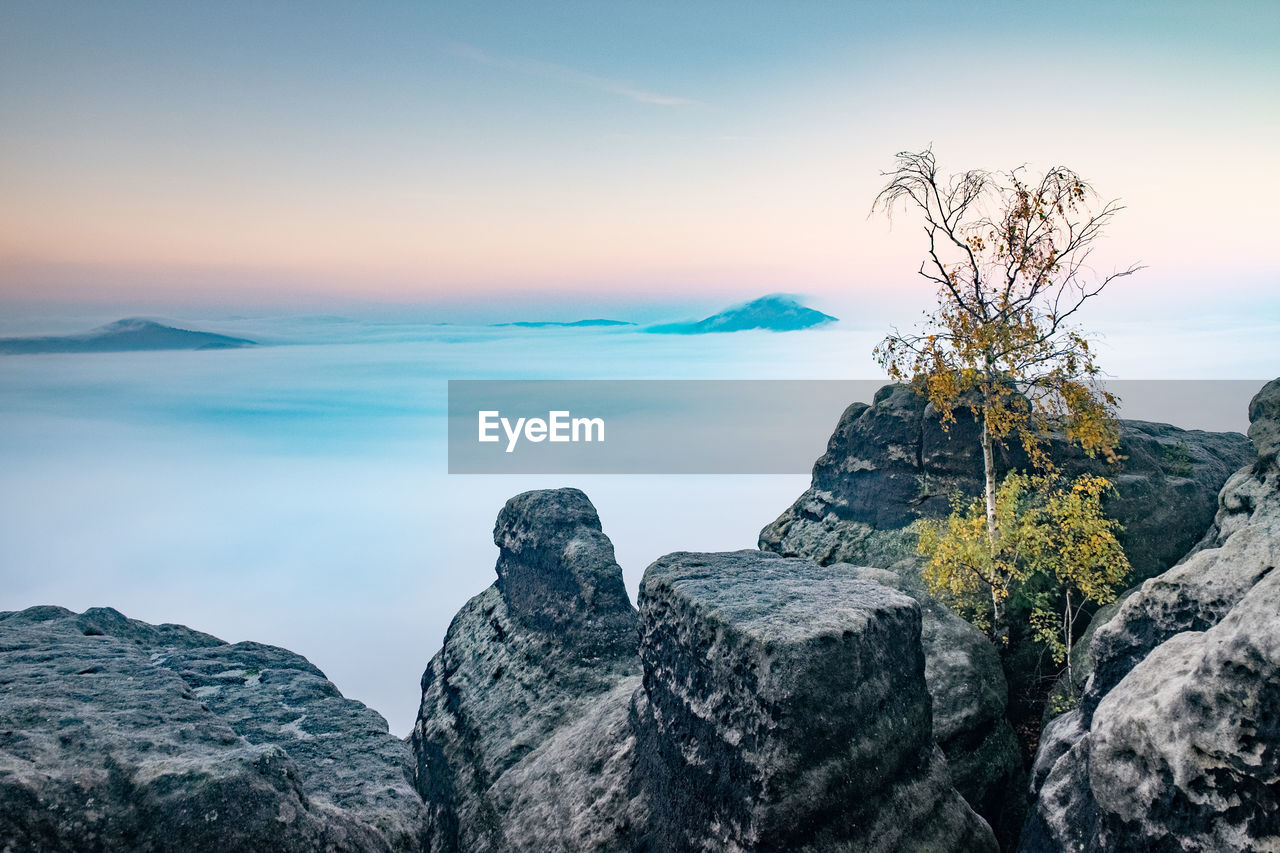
[757,381,1254,837]
[1021,377,1279,852]
[633,550,997,853]
[412,488,997,852]
[0,605,427,852]
[760,383,1253,583]
[410,487,643,852]
[832,566,1023,838]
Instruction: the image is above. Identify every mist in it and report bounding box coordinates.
[0,316,1273,734]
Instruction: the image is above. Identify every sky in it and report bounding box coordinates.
[2,1,1278,322]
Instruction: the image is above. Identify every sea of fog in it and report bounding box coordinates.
[1,316,1275,735]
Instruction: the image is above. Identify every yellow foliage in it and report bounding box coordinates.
[918,472,1129,658]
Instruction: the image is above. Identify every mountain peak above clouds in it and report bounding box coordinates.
[645,294,838,334]
[0,318,256,354]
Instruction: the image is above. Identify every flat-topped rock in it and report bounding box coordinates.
[412,504,1000,852]
[641,549,917,643]
[833,565,1024,840]
[632,550,997,853]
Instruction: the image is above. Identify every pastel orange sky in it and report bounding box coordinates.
[2,1,1277,317]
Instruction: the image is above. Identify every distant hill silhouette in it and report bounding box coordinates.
[0,319,256,354]
[645,295,837,334]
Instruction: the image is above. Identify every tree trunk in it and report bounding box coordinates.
[1064,590,1074,691]
[981,415,999,545]
[981,414,1004,639]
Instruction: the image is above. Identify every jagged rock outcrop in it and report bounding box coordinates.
[0,605,427,852]
[632,550,997,853]
[412,489,998,851]
[760,383,1253,583]
[410,487,643,852]
[758,382,1254,836]
[1021,377,1279,852]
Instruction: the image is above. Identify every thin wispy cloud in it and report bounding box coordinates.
[450,43,699,107]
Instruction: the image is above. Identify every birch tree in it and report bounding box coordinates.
[872,148,1140,637]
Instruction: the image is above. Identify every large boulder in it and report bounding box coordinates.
[1021,378,1280,852]
[410,487,643,853]
[0,605,427,852]
[631,550,998,853]
[760,383,1254,583]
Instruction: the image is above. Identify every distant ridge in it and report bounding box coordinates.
[646,294,837,334]
[0,318,256,354]
[492,319,635,328]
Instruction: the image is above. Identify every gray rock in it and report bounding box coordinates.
[0,605,427,852]
[758,382,1253,837]
[632,550,998,853]
[834,566,1024,837]
[410,487,641,852]
[487,679,647,852]
[760,383,1254,584]
[764,550,1021,838]
[1083,404,1277,716]
[1026,710,1084,797]
[1024,573,1280,851]
[1250,377,1280,465]
[765,490,1022,833]
[1022,377,1280,852]
[412,491,1000,851]
[492,487,636,652]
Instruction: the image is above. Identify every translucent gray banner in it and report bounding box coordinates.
[447,380,1263,474]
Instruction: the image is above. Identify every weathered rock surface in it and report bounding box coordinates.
[0,605,427,852]
[758,381,1253,836]
[1022,377,1280,852]
[486,679,646,852]
[410,487,642,852]
[834,566,1024,838]
[755,385,1025,831]
[760,382,1253,583]
[1026,710,1084,798]
[632,550,997,853]
[1083,379,1278,716]
[412,489,999,851]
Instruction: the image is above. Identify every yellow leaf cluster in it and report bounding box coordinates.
[918,472,1129,656]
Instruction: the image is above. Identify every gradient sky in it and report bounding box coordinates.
[2,1,1277,318]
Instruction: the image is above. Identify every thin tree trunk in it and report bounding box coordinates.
[981,416,999,545]
[1064,590,1074,691]
[981,414,1004,639]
